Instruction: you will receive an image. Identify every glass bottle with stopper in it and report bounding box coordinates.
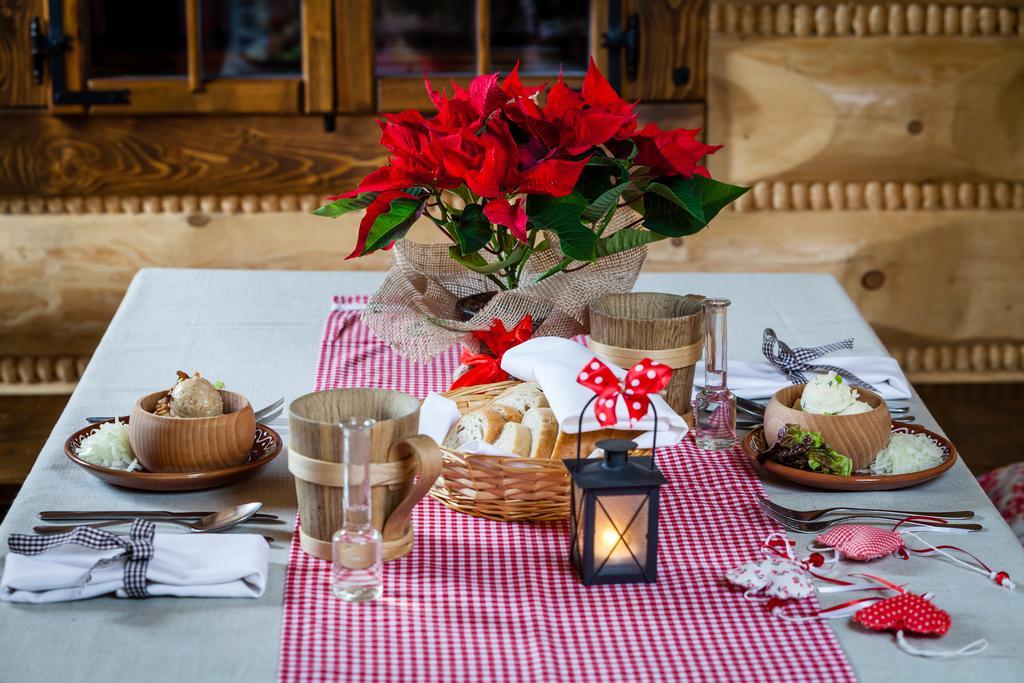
[694,298,738,450]
[331,417,383,602]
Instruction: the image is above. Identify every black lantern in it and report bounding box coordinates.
[564,437,667,585]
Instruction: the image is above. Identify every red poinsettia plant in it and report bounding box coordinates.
[315,59,748,291]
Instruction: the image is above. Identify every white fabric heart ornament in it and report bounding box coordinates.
[726,557,814,600]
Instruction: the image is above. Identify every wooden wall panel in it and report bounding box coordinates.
[707,35,1024,183]
[0,114,384,197]
[647,209,1024,345]
[0,0,47,108]
[622,0,708,102]
[0,209,417,356]
[0,105,701,199]
[2,203,1020,358]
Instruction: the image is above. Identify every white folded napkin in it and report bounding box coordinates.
[1,532,269,603]
[693,356,912,401]
[502,337,687,448]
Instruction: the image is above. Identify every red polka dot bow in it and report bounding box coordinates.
[576,357,673,427]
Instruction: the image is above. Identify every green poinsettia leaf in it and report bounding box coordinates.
[312,192,378,218]
[581,182,633,223]
[691,175,750,223]
[648,180,705,223]
[643,193,702,237]
[576,165,616,202]
[447,245,526,274]
[595,228,666,257]
[527,194,596,262]
[363,197,423,254]
[452,204,492,255]
[586,154,630,184]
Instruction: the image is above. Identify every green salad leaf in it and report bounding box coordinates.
[758,424,852,476]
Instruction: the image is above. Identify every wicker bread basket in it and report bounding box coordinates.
[429,380,641,522]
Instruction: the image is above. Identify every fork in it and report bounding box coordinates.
[756,495,974,521]
[87,397,285,424]
[758,502,982,533]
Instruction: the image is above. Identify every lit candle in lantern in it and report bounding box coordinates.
[595,525,631,567]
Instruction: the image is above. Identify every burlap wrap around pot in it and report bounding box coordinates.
[362,231,647,361]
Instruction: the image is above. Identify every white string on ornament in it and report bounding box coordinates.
[895,630,988,659]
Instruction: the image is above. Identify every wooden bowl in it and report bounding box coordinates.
[129,390,256,473]
[763,384,891,470]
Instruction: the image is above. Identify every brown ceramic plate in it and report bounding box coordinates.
[742,422,958,491]
[64,417,282,491]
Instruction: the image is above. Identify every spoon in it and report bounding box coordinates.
[33,502,264,535]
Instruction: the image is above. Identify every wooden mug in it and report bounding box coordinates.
[288,388,444,562]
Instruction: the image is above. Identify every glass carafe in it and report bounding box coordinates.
[694,298,738,450]
[331,417,383,602]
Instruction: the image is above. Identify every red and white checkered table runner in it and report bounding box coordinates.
[278,296,857,683]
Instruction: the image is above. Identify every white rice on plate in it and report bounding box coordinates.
[869,432,944,475]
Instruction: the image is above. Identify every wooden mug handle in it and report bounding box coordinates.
[381,435,444,543]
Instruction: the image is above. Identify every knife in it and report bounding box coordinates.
[39,510,281,521]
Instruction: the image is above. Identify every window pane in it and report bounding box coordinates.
[203,0,303,78]
[88,1,187,77]
[376,1,476,76]
[491,0,589,75]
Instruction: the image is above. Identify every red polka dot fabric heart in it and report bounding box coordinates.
[853,592,951,636]
[816,525,904,561]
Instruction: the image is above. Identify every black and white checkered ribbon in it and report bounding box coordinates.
[762,328,877,391]
[7,518,155,598]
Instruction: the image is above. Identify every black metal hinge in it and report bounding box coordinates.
[601,0,639,94]
[30,0,129,107]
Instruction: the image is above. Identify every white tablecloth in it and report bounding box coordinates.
[1,269,1021,682]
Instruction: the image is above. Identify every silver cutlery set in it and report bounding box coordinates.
[33,503,283,542]
[756,495,981,532]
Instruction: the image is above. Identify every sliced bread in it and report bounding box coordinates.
[491,381,549,416]
[551,428,639,460]
[443,408,506,450]
[491,422,532,457]
[521,407,559,459]
[490,403,523,423]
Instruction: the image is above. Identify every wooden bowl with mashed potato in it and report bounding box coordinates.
[763,384,891,471]
[129,390,256,472]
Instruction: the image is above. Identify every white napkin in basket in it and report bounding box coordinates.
[501,337,687,449]
[1,532,268,604]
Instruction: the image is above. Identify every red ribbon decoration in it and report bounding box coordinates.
[575,357,673,427]
[448,316,533,390]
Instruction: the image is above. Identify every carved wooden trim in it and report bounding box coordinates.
[710,3,1023,38]
[0,194,326,215]
[891,342,1024,383]
[0,355,90,396]
[730,180,1024,212]
[3,180,1023,215]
